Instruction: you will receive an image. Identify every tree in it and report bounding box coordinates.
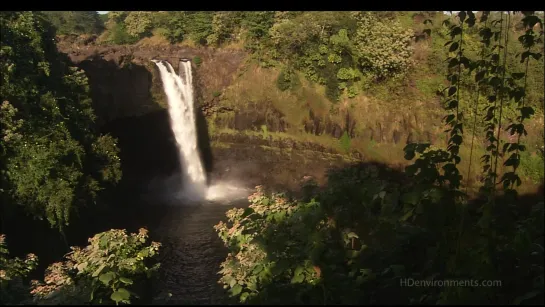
[353,12,414,79]
[41,11,104,35]
[242,11,275,40]
[123,11,153,38]
[162,11,187,44]
[207,11,243,46]
[0,12,121,230]
[185,11,214,45]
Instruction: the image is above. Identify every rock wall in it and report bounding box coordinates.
[58,39,247,126]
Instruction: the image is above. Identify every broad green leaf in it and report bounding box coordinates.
[110,288,131,303]
[240,292,249,302]
[252,264,263,275]
[291,273,305,284]
[294,266,304,277]
[247,282,257,291]
[231,284,242,296]
[119,277,133,285]
[99,271,115,286]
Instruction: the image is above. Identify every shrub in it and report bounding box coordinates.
[109,22,139,45]
[193,56,202,66]
[0,234,38,305]
[353,12,414,78]
[30,228,161,305]
[214,187,327,304]
[519,150,545,183]
[261,125,268,139]
[340,131,351,153]
[276,66,301,92]
[123,11,153,38]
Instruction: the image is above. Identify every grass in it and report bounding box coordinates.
[135,34,170,47]
[220,63,336,129]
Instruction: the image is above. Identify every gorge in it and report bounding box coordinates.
[1,11,543,305]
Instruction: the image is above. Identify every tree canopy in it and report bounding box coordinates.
[0,11,121,230]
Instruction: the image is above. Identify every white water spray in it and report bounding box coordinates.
[153,60,248,202]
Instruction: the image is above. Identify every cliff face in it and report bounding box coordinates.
[57,39,442,190]
[61,40,359,191]
[59,39,442,146]
[58,40,247,126]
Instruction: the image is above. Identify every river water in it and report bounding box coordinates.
[129,195,249,305]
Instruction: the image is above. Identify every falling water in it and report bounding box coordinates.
[153,60,248,203]
[153,60,207,200]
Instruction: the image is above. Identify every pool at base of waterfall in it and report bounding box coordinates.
[139,199,249,305]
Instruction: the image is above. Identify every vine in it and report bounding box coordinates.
[492,11,512,196]
[479,12,505,200]
[502,12,543,197]
[466,11,491,193]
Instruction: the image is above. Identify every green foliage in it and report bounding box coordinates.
[162,12,187,44]
[353,12,414,79]
[0,11,122,229]
[324,66,341,102]
[41,11,104,35]
[185,11,214,45]
[214,187,328,304]
[193,56,202,66]
[276,66,301,92]
[339,131,351,153]
[89,11,543,116]
[242,11,275,40]
[519,149,545,183]
[30,228,161,305]
[0,234,39,305]
[123,11,153,38]
[208,11,243,46]
[261,125,269,140]
[216,11,544,306]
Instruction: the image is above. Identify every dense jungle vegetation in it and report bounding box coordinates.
[1,10,544,305]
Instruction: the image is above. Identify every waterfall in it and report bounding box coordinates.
[153,59,249,203]
[153,60,207,200]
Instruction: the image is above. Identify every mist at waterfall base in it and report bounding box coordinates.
[151,60,249,205]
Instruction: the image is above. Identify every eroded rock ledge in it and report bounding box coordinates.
[57,37,247,125]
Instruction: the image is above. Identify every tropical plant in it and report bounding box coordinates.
[0,234,39,305]
[30,228,161,305]
[0,11,122,230]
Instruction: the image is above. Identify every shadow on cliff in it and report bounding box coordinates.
[101,109,214,200]
[78,55,158,127]
[75,54,214,194]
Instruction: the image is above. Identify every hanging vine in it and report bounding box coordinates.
[502,12,544,197]
[491,11,512,197]
[479,12,506,199]
[466,11,491,193]
[441,11,476,193]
